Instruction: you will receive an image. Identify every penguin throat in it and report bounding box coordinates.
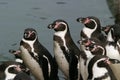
[22,38,38,58]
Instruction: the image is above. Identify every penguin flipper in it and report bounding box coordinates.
[40,55,49,80]
[69,53,78,80]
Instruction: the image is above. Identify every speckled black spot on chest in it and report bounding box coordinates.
[54,35,63,46]
[85,21,95,29]
[54,24,66,31]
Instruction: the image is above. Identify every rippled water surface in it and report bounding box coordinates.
[0,0,114,79]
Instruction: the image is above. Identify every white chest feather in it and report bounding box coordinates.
[105,45,120,60]
[54,41,69,77]
[22,39,38,57]
[20,46,44,80]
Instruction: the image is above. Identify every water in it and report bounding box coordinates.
[0,0,114,79]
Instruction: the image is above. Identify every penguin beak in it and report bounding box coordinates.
[48,24,55,29]
[77,17,90,24]
[76,17,86,23]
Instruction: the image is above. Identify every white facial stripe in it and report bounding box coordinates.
[5,65,17,80]
[92,58,108,79]
[54,22,69,51]
[82,19,97,38]
[43,55,51,76]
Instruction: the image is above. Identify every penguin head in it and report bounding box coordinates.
[5,65,19,75]
[79,38,105,55]
[76,16,101,30]
[23,28,37,41]
[5,64,26,80]
[5,64,20,80]
[48,19,68,32]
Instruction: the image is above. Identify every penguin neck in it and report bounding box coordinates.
[54,28,73,51]
[83,25,98,38]
[22,37,37,46]
[21,37,39,57]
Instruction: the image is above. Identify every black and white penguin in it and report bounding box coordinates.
[48,19,81,80]
[0,61,31,80]
[76,16,106,43]
[87,55,117,80]
[76,16,107,80]
[102,25,120,61]
[20,28,59,80]
[5,64,32,80]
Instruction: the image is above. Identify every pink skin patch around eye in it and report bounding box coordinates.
[28,31,34,38]
[54,22,61,29]
[84,18,91,24]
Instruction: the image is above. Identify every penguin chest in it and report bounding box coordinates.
[20,46,44,80]
[87,57,111,80]
[105,45,120,60]
[54,41,69,77]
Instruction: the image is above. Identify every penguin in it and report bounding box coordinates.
[0,61,31,80]
[76,16,106,43]
[20,28,59,80]
[102,25,120,61]
[87,55,117,80]
[5,64,32,80]
[76,16,107,80]
[48,19,81,80]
